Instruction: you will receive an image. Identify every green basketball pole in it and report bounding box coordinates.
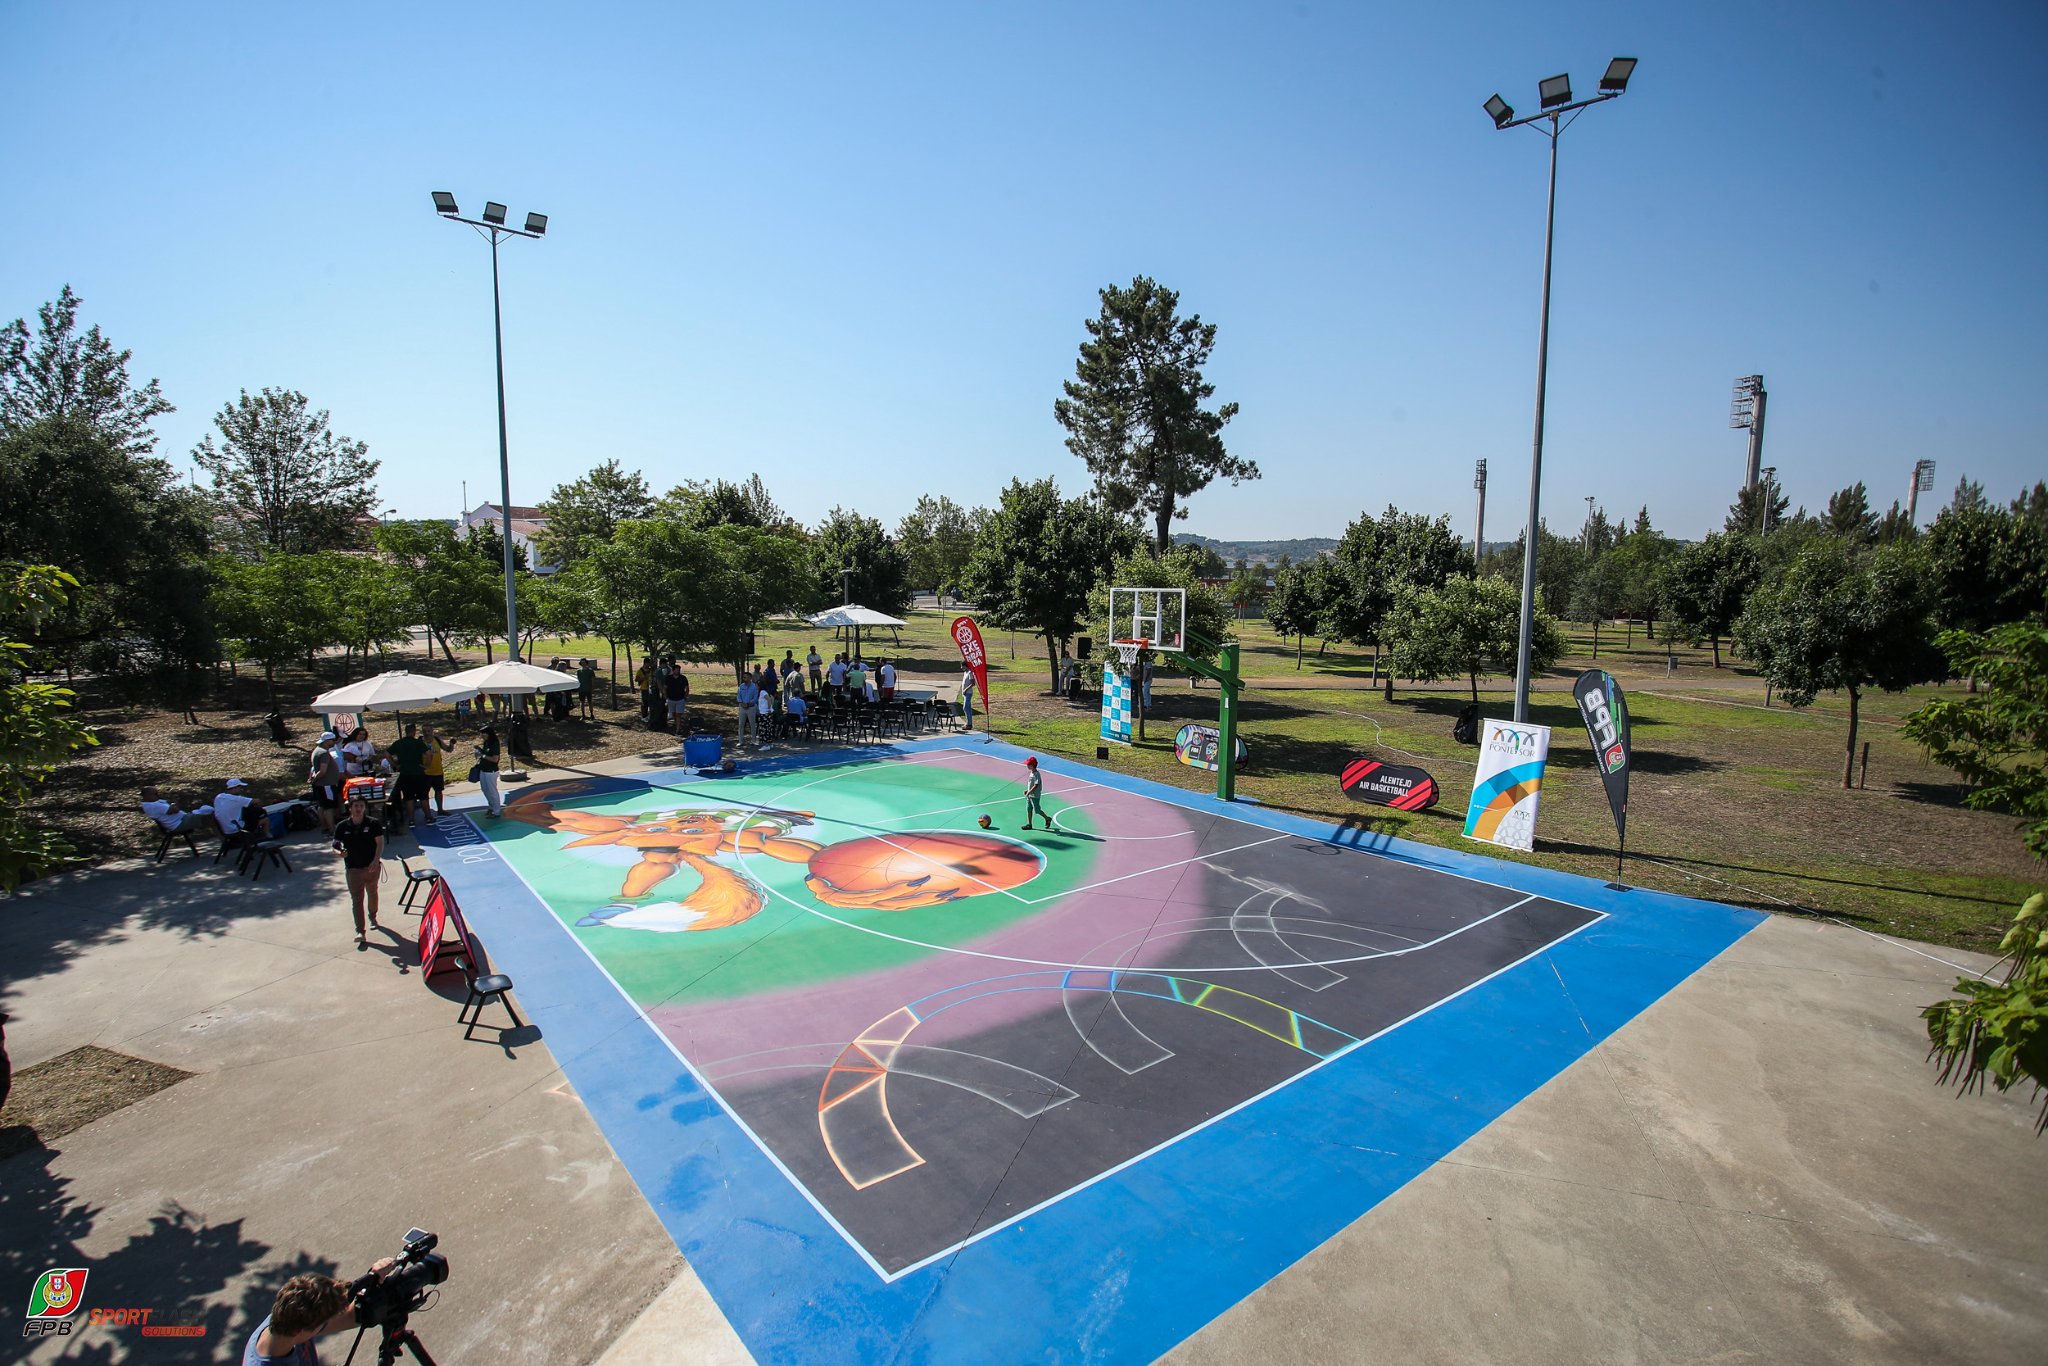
[1181,634,1242,803]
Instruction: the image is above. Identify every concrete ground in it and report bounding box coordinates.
[4,787,2044,1363]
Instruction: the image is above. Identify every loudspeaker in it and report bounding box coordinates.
[744,631,756,656]
[1077,636,1092,660]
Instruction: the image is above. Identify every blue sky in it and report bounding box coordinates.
[3,2,2043,543]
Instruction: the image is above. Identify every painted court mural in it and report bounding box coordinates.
[475,747,1609,1279]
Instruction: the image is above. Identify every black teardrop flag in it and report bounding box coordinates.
[1572,669,1632,859]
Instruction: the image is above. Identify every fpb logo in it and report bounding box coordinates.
[24,1268,88,1338]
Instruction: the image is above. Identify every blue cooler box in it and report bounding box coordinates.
[683,735,722,768]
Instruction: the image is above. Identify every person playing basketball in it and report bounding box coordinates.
[1022,756,1047,830]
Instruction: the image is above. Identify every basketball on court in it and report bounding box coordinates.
[978,814,993,828]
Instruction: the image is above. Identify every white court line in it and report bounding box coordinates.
[1046,802,1196,842]
[1016,834,1293,904]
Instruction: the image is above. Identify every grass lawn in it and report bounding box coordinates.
[30,609,2041,954]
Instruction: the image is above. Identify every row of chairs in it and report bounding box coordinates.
[754,696,964,746]
[150,821,291,880]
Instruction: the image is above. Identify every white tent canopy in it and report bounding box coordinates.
[439,661,580,695]
[309,671,478,714]
[806,604,907,629]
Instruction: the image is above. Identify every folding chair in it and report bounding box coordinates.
[151,821,200,863]
[458,960,523,1041]
[242,841,292,880]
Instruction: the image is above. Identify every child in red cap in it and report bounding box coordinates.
[1023,757,1046,830]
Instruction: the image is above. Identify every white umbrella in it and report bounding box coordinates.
[438,661,581,695]
[807,603,908,660]
[309,671,478,714]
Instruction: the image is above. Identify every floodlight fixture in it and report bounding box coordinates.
[1915,458,1937,492]
[482,202,507,226]
[1484,94,1515,128]
[1600,57,1637,93]
[1475,458,1488,489]
[1538,73,1572,109]
[523,212,548,236]
[432,191,459,216]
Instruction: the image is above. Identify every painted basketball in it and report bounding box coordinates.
[806,831,1041,911]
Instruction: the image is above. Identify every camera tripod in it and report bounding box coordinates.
[344,1313,438,1366]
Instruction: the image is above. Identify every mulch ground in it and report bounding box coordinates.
[0,1045,194,1162]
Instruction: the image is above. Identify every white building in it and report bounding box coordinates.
[460,502,555,574]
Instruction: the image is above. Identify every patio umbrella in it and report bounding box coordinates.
[309,671,479,714]
[807,603,908,661]
[438,660,581,696]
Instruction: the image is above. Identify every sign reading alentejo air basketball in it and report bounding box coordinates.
[1462,719,1551,852]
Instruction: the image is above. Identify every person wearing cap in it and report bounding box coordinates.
[1022,757,1047,830]
[308,733,342,834]
[212,777,257,844]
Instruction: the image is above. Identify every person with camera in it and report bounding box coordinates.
[243,1260,394,1364]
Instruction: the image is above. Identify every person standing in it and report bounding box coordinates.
[1022,756,1047,830]
[387,723,430,830]
[308,733,342,834]
[1141,655,1155,711]
[807,644,824,694]
[577,659,597,720]
[473,724,503,818]
[756,679,776,743]
[664,666,691,733]
[827,653,847,699]
[960,666,978,729]
[340,727,379,778]
[419,723,457,818]
[878,659,896,702]
[736,673,759,744]
[331,795,386,950]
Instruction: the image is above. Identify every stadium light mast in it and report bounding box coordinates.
[432,191,549,663]
[1473,459,1488,562]
[1732,374,1767,493]
[1907,458,1937,527]
[1483,57,1636,723]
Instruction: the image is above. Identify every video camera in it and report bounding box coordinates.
[351,1228,449,1330]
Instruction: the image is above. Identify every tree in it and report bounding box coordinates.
[0,415,212,662]
[810,507,910,614]
[1951,477,1989,515]
[586,518,725,664]
[1226,557,1267,616]
[700,526,813,678]
[962,478,1128,693]
[1264,559,1327,668]
[1923,500,2048,635]
[1054,276,1256,554]
[0,285,173,455]
[1923,891,2048,1136]
[1734,539,1945,787]
[1386,575,1566,705]
[661,475,794,533]
[1725,480,1790,537]
[1825,482,1879,545]
[1322,507,1473,696]
[896,495,977,596]
[325,556,412,670]
[1605,525,1675,643]
[1663,533,1763,667]
[1905,624,2048,857]
[0,566,100,890]
[193,387,379,554]
[1876,499,1918,545]
[536,459,653,569]
[373,520,502,663]
[464,519,529,573]
[1569,552,1628,657]
[211,554,341,699]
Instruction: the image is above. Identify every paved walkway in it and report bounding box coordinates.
[3,781,2043,1362]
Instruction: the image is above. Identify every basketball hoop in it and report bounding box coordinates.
[1111,638,1149,671]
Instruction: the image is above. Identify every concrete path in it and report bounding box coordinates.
[4,814,2043,1362]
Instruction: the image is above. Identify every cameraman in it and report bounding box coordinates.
[243,1260,393,1364]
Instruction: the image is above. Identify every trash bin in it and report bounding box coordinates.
[684,735,722,769]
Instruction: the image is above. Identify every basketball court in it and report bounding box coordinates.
[421,736,1759,1362]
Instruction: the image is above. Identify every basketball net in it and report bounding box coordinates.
[1111,638,1148,672]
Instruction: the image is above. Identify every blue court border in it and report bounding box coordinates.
[421,736,1762,1364]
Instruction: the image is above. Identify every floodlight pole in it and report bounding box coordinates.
[1488,77,1630,723]
[435,200,546,665]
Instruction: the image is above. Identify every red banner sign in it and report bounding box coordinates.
[419,880,451,969]
[951,616,989,718]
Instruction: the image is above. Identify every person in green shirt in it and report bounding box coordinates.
[387,722,431,831]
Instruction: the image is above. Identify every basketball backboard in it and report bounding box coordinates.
[1108,587,1186,655]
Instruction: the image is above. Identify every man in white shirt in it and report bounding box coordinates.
[140,786,213,833]
[213,778,256,839]
[827,655,847,695]
[737,677,759,743]
[807,646,824,693]
[878,660,897,701]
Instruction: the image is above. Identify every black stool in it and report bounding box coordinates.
[459,967,522,1040]
[398,857,441,913]
[152,823,200,863]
